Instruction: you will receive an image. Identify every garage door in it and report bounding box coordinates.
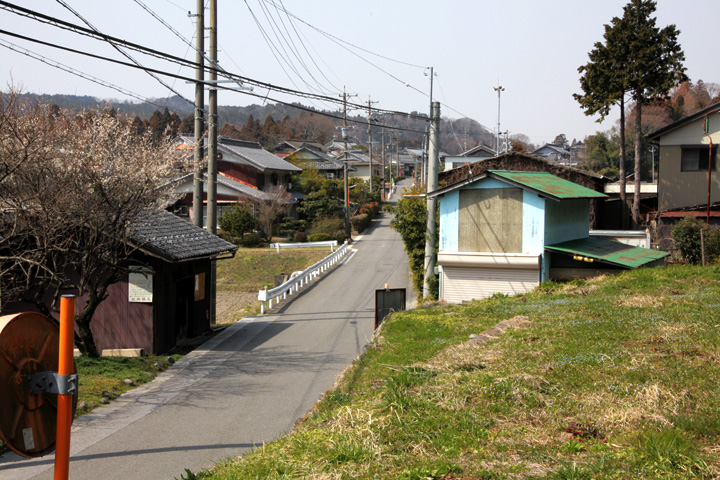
[441,266,539,303]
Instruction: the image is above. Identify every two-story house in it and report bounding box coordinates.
[173,136,302,226]
[647,102,720,224]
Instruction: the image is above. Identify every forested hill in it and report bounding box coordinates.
[18,93,496,154]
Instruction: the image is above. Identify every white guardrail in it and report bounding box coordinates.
[269,240,338,252]
[258,240,350,314]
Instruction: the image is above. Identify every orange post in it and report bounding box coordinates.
[54,295,75,480]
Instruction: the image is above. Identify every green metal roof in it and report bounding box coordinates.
[545,237,668,269]
[488,171,607,200]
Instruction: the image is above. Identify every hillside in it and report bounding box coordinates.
[18,93,495,154]
[192,265,720,479]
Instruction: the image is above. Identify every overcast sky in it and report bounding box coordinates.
[1,0,716,146]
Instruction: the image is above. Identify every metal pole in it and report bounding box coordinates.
[54,295,75,480]
[423,102,440,298]
[192,0,204,227]
[207,0,217,234]
[493,84,504,155]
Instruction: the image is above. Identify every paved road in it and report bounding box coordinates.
[0,182,414,480]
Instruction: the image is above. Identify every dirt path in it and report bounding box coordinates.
[215,290,258,324]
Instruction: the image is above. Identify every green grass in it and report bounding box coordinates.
[216,246,333,292]
[188,265,720,479]
[75,355,180,416]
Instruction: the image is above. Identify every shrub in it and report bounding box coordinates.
[670,215,720,265]
[218,204,257,238]
[310,216,344,236]
[351,213,370,233]
[309,232,333,242]
[293,231,307,243]
[238,232,264,247]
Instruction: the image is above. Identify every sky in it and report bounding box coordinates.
[0,0,717,147]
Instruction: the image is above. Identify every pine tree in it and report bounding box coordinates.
[576,0,686,225]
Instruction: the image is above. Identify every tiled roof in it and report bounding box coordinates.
[217,173,269,201]
[219,137,301,173]
[130,210,237,262]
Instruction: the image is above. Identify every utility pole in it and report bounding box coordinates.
[424,67,435,186]
[340,87,357,237]
[207,0,218,327]
[207,0,217,235]
[381,123,386,200]
[192,0,204,228]
[367,97,378,196]
[494,84,505,156]
[423,102,440,299]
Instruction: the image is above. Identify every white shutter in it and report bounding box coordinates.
[441,266,539,303]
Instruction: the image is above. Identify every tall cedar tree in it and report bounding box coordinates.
[576,0,686,226]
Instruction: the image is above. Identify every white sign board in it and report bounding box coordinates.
[129,267,153,303]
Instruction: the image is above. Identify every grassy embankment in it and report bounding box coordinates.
[190,265,720,479]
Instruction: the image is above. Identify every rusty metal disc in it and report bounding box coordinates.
[0,312,77,458]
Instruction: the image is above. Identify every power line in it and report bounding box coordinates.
[54,0,193,107]
[0,1,428,120]
[0,28,425,134]
[261,0,426,69]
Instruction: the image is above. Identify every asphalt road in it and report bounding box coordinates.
[0,181,414,480]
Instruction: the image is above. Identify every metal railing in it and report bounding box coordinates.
[258,241,350,314]
[269,240,338,252]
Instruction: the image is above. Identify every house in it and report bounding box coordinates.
[647,102,720,224]
[284,146,350,179]
[3,210,237,354]
[336,150,382,181]
[442,143,496,171]
[428,170,668,303]
[533,143,574,165]
[174,136,302,226]
[439,152,610,229]
[273,139,329,157]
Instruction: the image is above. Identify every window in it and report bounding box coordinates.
[173,205,188,216]
[681,146,716,171]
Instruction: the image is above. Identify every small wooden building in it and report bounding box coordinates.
[89,210,238,354]
[429,170,668,303]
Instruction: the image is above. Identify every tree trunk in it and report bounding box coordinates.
[633,96,643,226]
[75,289,104,358]
[619,96,629,229]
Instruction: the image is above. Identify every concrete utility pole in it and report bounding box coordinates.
[424,67,435,186]
[367,97,378,195]
[340,87,357,237]
[192,0,204,228]
[381,123,386,200]
[494,84,504,156]
[423,102,440,298]
[207,0,218,234]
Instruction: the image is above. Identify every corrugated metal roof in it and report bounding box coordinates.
[545,237,668,269]
[489,171,607,200]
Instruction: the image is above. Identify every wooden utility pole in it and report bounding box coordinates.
[207,0,218,235]
[192,0,204,228]
[423,102,440,298]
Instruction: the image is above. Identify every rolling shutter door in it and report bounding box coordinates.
[441,266,539,303]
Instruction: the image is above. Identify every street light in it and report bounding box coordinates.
[493,84,505,155]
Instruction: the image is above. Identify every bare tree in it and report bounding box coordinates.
[255,185,291,239]
[0,89,189,356]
